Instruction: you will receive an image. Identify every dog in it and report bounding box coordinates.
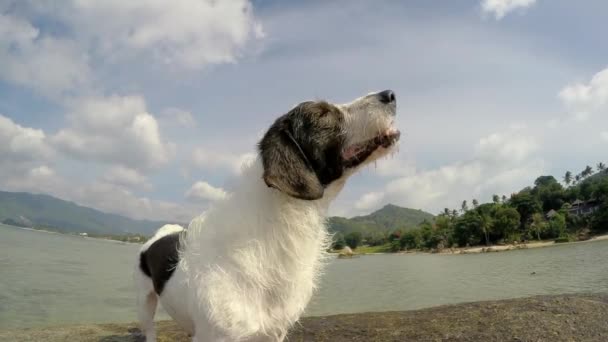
[134,90,400,341]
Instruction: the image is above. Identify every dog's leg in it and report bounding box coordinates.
[137,291,158,341]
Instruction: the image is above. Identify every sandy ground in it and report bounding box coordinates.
[2,294,607,342]
[456,234,608,254]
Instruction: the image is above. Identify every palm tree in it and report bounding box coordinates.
[452,209,459,218]
[563,171,572,186]
[480,213,493,246]
[502,195,507,203]
[531,213,546,241]
[581,165,594,178]
[492,194,500,204]
[443,208,450,217]
[574,174,582,185]
[472,199,479,208]
[461,200,468,213]
[598,162,606,173]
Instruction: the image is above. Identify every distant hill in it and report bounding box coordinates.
[0,191,173,235]
[0,191,433,238]
[328,204,434,235]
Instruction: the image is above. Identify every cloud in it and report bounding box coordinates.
[354,127,544,215]
[102,166,152,191]
[559,67,608,121]
[185,181,228,202]
[481,0,537,19]
[0,13,91,98]
[354,192,385,212]
[51,95,173,170]
[19,0,262,70]
[0,114,53,163]
[191,148,256,175]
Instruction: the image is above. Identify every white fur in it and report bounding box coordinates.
[134,92,398,342]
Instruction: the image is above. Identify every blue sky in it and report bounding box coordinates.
[1,0,607,222]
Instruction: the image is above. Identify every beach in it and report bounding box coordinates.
[2,294,607,342]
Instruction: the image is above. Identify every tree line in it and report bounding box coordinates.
[333,162,608,252]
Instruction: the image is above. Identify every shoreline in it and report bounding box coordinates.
[1,224,147,245]
[336,232,608,256]
[2,293,607,341]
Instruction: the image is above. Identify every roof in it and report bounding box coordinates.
[546,209,558,218]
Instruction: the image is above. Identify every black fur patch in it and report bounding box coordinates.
[139,231,183,295]
[258,101,345,200]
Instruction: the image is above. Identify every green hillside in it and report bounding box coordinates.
[0,191,172,235]
[329,204,434,235]
[0,190,433,238]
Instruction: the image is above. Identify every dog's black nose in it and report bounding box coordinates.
[377,90,396,104]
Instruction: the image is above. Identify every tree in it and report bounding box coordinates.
[419,220,442,249]
[574,174,582,185]
[532,176,564,212]
[502,195,507,203]
[479,213,493,246]
[597,162,606,173]
[443,208,451,216]
[563,171,573,186]
[493,207,521,242]
[332,233,346,250]
[581,165,594,178]
[580,181,595,200]
[591,204,608,233]
[434,215,454,247]
[492,194,500,204]
[344,232,362,249]
[548,213,567,238]
[509,190,542,230]
[530,213,547,240]
[453,211,483,247]
[461,200,469,213]
[472,199,479,208]
[452,209,459,218]
[594,178,608,202]
[400,229,421,250]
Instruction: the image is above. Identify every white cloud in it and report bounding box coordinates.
[476,127,539,163]
[481,0,537,20]
[102,166,152,191]
[0,114,53,162]
[353,127,544,215]
[51,95,173,170]
[23,0,262,70]
[0,13,91,98]
[185,181,227,202]
[191,148,256,175]
[354,192,385,211]
[559,67,608,121]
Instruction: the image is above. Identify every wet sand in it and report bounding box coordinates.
[3,293,607,342]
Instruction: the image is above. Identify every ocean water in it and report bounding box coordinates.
[1,224,607,329]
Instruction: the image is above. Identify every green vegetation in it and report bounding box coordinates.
[332,161,608,253]
[328,204,434,236]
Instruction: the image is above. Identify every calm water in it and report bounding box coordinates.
[1,224,608,329]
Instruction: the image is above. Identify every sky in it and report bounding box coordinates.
[1,0,607,222]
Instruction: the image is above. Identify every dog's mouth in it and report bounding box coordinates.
[342,128,401,169]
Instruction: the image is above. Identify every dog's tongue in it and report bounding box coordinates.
[342,146,360,160]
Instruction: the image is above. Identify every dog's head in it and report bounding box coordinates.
[259,90,400,200]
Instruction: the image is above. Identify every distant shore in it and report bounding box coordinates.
[1,224,148,244]
[2,294,607,342]
[334,232,608,257]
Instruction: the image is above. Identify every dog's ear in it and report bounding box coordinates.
[259,118,324,200]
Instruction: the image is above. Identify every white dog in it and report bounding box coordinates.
[134,90,400,341]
